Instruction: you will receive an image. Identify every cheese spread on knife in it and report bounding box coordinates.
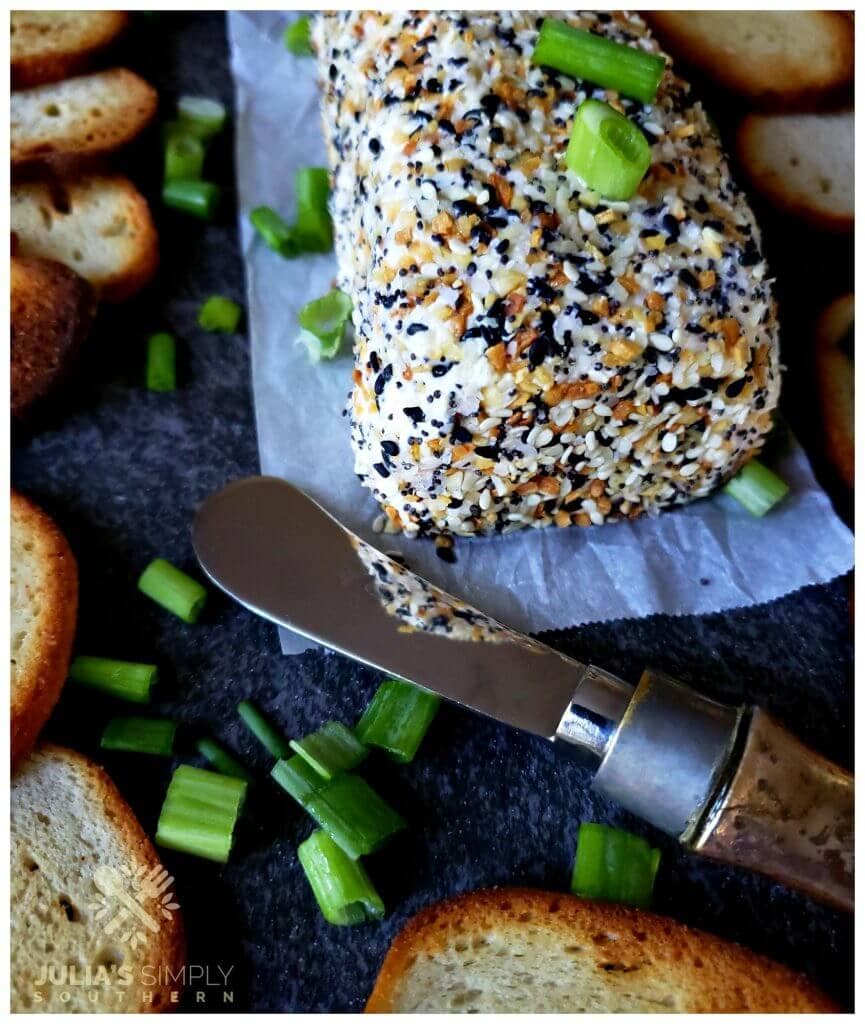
[313,11,779,538]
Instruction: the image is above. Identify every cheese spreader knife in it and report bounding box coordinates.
[193,476,853,912]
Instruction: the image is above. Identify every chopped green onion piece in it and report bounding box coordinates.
[156,765,247,863]
[723,459,789,517]
[571,822,660,909]
[146,332,176,392]
[249,205,296,255]
[297,288,352,361]
[177,95,227,138]
[198,295,242,333]
[237,700,291,759]
[101,716,176,755]
[289,721,367,781]
[164,133,204,182]
[305,773,406,860]
[293,166,332,253]
[531,18,665,104]
[197,738,253,781]
[566,99,651,201]
[162,179,220,220]
[284,16,313,57]
[69,656,157,703]
[138,558,207,623]
[356,679,440,763]
[298,830,385,926]
[271,754,327,807]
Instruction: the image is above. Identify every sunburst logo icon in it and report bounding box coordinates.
[89,864,180,950]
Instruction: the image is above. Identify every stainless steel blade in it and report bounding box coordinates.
[192,476,632,748]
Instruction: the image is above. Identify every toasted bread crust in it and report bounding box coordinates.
[11,11,130,88]
[816,294,854,488]
[645,11,853,109]
[12,744,186,1011]
[10,493,78,763]
[736,112,854,233]
[11,256,96,416]
[366,887,836,1013]
[11,68,157,168]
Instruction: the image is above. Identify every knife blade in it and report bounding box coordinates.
[192,476,853,911]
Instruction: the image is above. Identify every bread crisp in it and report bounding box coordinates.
[645,12,853,108]
[11,492,78,764]
[11,744,186,1012]
[12,175,158,301]
[11,68,157,168]
[816,294,854,488]
[11,255,96,417]
[11,11,130,88]
[366,887,836,1013]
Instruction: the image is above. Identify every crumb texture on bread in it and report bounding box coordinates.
[816,294,854,487]
[737,111,853,231]
[11,11,129,88]
[10,493,78,764]
[646,11,853,107]
[11,256,96,416]
[11,175,158,301]
[11,67,156,166]
[366,888,836,1013]
[11,745,185,1012]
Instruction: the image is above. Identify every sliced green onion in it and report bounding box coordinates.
[284,16,313,57]
[271,754,327,807]
[289,721,367,781]
[532,18,665,105]
[197,738,253,782]
[293,167,332,253]
[156,765,247,863]
[305,773,406,860]
[298,830,384,925]
[177,95,227,138]
[297,288,352,362]
[723,459,789,517]
[571,822,660,909]
[198,295,242,333]
[237,700,291,759]
[356,679,440,764]
[566,99,651,201]
[164,133,205,183]
[249,205,296,256]
[101,716,176,755]
[162,179,220,220]
[68,656,157,703]
[138,558,208,623]
[146,332,176,392]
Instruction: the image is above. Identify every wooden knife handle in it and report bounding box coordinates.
[688,707,853,912]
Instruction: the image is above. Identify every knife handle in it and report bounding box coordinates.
[687,707,854,913]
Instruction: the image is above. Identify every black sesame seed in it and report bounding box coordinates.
[381,440,399,456]
[406,323,428,335]
[725,377,747,398]
[372,462,390,479]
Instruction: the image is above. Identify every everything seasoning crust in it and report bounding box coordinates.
[313,11,780,538]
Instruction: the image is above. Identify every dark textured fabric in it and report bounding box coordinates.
[12,13,852,1012]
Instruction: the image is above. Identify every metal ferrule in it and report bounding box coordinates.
[554,664,634,760]
[590,668,743,838]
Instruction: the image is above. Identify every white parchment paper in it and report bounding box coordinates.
[228,12,853,653]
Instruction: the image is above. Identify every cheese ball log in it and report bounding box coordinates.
[314,11,780,537]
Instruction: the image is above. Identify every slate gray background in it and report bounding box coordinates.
[12,13,853,1012]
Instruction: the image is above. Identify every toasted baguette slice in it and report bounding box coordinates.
[11,11,130,88]
[11,493,78,763]
[11,175,158,301]
[816,294,854,488]
[11,255,96,416]
[366,888,836,1013]
[11,744,186,1012]
[11,68,157,167]
[737,110,853,232]
[646,11,853,108]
